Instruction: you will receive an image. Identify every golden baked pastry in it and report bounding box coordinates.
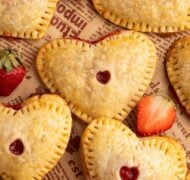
[0,0,58,39]
[36,31,157,123]
[166,37,190,114]
[92,0,190,32]
[0,94,72,180]
[186,171,190,180]
[81,118,187,180]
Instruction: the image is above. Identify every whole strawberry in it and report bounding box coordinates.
[0,49,26,96]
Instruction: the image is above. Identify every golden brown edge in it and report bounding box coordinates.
[0,94,72,180]
[80,118,137,179]
[164,136,188,179]
[142,136,187,179]
[0,0,58,39]
[92,0,190,33]
[80,118,187,179]
[36,31,157,123]
[186,171,190,180]
[166,37,190,114]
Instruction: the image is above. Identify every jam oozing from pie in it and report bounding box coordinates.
[5,103,22,110]
[120,166,139,180]
[96,70,111,84]
[9,139,24,155]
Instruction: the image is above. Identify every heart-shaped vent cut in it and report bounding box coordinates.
[81,118,187,179]
[36,31,157,123]
[0,94,72,179]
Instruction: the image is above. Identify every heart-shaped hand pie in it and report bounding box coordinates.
[36,31,157,123]
[167,37,190,114]
[0,94,72,179]
[81,118,187,180]
[0,0,58,39]
[92,0,190,32]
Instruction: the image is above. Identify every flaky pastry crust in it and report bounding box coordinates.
[0,0,58,39]
[0,94,72,180]
[81,118,187,180]
[36,31,157,123]
[92,0,190,32]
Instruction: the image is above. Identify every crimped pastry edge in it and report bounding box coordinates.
[92,0,190,33]
[0,0,58,39]
[0,94,72,180]
[80,118,137,180]
[80,118,187,180]
[142,136,187,179]
[166,37,190,114]
[36,30,157,123]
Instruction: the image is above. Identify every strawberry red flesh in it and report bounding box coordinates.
[137,95,176,136]
[0,66,26,96]
[0,49,26,96]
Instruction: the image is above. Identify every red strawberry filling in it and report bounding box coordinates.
[4,103,22,110]
[120,166,139,180]
[9,139,24,155]
[96,70,111,84]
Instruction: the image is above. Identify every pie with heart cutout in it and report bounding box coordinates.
[80,118,187,180]
[0,0,58,39]
[0,94,72,180]
[166,37,190,115]
[92,0,190,33]
[36,31,157,123]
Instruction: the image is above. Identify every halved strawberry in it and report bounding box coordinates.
[0,49,26,96]
[136,95,176,136]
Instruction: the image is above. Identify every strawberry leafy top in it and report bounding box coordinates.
[0,49,23,72]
